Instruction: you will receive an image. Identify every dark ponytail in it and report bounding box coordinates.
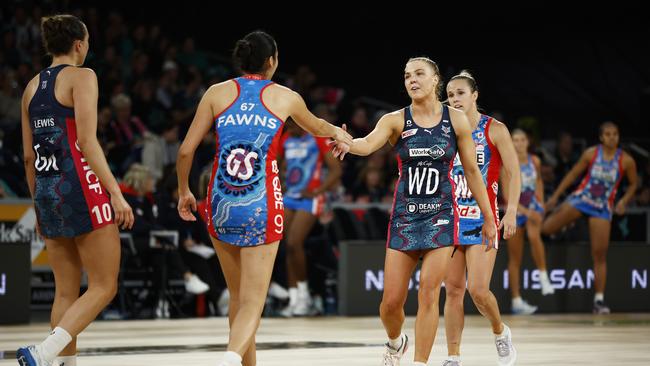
[232,31,277,74]
[41,14,86,56]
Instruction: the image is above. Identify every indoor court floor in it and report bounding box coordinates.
[1,314,649,365]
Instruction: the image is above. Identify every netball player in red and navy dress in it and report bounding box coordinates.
[543,122,637,314]
[279,119,342,316]
[18,15,133,366]
[176,31,352,366]
[332,58,497,366]
[443,71,520,366]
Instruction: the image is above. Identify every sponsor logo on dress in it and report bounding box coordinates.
[407,202,418,213]
[409,145,445,159]
[406,201,442,214]
[401,128,418,139]
[216,227,246,235]
[458,204,481,219]
[434,219,450,226]
[217,140,265,197]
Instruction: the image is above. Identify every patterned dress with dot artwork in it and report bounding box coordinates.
[206,75,285,246]
[29,64,113,238]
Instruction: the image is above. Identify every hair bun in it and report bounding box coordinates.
[236,39,251,57]
[459,69,474,80]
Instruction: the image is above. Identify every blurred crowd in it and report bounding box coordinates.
[2,3,650,318]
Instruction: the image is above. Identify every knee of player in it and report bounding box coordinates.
[89,279,118,302]
[417,283,442,308]
[444,282,466,299]
[591,248,608,261]
[380,295,406,314]
[540,220,554,236]
[54,287,81,302]
[467,286,491,306]
[238,291,267,309]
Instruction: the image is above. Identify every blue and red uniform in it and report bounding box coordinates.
[387,105,458,251]
[567,145,624,220]
[206,75,285,246]
[516,154,544,226]
[28,64,113,238]
[280,133,328,215]
[452,115,502,245]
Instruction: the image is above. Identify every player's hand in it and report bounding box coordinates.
[178,190,197,221]
[483,219,498,251]
[329,139,350,160]
[614,200,626,215]
[111,193,134,230]
[545,195,559,211]
[333,124,353,146]
[499,210,517,240]
[329,124,352,160]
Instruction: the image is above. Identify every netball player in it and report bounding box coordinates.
[543,122,637,314]
[176,31,352,366]
[442,71,519,366]
[18,14,133,366]
[332,58,497,366]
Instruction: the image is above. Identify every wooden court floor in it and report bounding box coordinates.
[2,314,649,365]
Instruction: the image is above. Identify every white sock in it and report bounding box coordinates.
[222,351,242,366]
[297,280,309,295]
[54,355,77,366]
[37,327,72,362]
[594,293,604,303]
[512,297,523,306]
[447,355,461,361]
[288,287,298,307]
[539,270,550,282]
[388,334,403,350]
[414,362,427,366]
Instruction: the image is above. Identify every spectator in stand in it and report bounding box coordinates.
[142,121,180,183]
[553,131,580,198]
[109,93,148,174]
[120,163,209,318]
[353,166,386,203]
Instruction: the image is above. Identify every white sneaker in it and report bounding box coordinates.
[163,299,170,318]
[441,360,462,366]
[185,274,209,294]
[155,299,170,319]
[512,298,538,315]
[292,292,313,316]
[268,282,289,300]
[218,289,230,316]
[381,333,408,366]
[16,345,50,366]
[155,299,164,319]
[217,362,241,366]
[312,294,324,315]
[279,304,294,318]
[495,324,517,366]
[540,277,555,295]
